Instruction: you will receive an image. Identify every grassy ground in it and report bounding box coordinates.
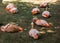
[0,0,60,43]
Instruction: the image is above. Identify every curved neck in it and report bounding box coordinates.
[31,22,34,29]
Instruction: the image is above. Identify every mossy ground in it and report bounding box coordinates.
[0,0,60,43]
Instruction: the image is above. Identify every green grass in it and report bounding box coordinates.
[0,1,60,43]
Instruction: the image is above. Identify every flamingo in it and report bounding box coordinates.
[40,2,49,8]
[31,7,40,15]
[6,3,14,11]
[0,23,23,32]
[9,7,18,14]
[33,17,50,27]
[42,7,51,18]
[29,22,40,39]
